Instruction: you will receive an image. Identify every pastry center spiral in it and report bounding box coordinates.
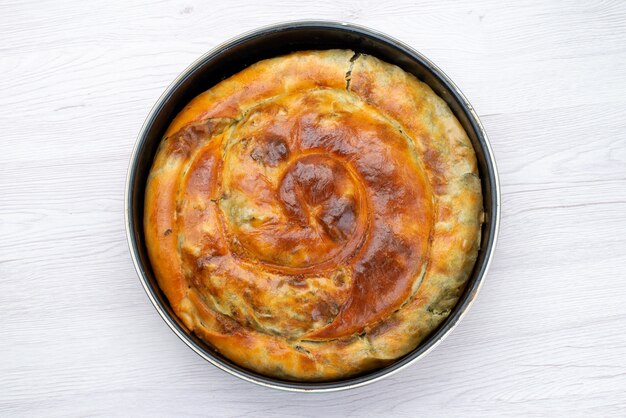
[223,152,368,271]
[175,89,433,339]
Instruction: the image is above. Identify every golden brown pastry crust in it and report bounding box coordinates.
[145,50,483,381]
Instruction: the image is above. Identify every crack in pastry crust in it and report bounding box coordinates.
[145,50,483,381]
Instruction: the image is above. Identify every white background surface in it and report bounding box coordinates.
[2,0,626,416]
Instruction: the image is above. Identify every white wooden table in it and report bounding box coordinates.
[2,1,626,416]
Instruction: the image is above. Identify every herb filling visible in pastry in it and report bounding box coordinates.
[145,50,483,381]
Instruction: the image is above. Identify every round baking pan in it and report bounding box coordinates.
[125,21,500,392]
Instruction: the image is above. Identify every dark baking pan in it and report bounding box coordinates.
[125,21,500,392]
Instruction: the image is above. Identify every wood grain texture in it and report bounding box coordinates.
[1,0,625,416]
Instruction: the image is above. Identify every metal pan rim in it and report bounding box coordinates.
[124,20,501,392]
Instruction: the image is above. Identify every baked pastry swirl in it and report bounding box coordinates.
[145,50,483,381]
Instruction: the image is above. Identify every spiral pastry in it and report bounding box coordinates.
[145,50,483,381]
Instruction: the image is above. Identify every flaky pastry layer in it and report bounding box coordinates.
[145,50,483,381]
